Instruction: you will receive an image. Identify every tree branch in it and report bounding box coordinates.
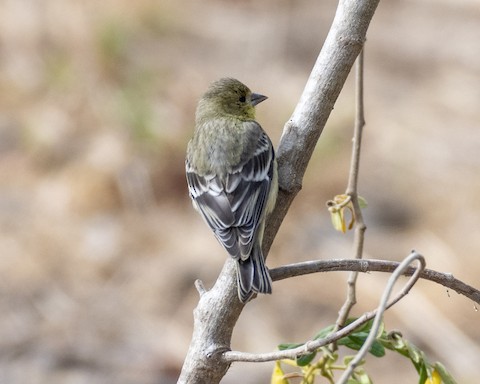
[269,258,480,304]
[178,1,380,382]
[262,0,379,255]
[223,252,425,364]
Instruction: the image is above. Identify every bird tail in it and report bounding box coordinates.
[236,244,272,303]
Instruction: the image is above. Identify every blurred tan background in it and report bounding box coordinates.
[0,0,479,383]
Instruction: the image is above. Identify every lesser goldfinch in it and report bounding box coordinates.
[186,78,278,303]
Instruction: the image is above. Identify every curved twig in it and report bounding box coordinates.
[337,251,424,383]
[223,252,425,364]
[269,258,480,304]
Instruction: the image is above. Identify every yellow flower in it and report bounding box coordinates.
[271,361,289,384]
[424,369,441,384]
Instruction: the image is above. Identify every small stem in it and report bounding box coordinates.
[194,279,207,296]
[346,48,366,196]
[336,48,367,331]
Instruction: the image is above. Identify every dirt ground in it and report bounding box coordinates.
[0,0,479,383]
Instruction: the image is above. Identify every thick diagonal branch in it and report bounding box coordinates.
[178,1,380,383]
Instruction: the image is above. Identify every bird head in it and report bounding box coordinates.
[197,78,267,121]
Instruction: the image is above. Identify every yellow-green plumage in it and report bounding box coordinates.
[186,78,278,302]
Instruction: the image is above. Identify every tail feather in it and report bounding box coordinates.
[236,245,272,302]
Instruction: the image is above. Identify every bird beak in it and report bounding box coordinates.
[251,93,268,106]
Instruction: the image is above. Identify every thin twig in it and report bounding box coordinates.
[349,47,367,259]
[223,252,425,364]
[336,48,367,330]
[337,251,424,383]
[194,279,207,296]
[346,48,366,195]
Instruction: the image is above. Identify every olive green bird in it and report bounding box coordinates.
[186,78,278,303]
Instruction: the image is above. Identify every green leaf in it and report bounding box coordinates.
[313,324,335,340]
[338,335,364,351]
[417,363,429,384]
[367,340,386,357]
[435,362,458,384]
[296,351,317,366]
[357,196,368,209]
[406,341,425,367]
[348,318,374,333]
[278,343,304,351]
[277,342,316,367]
[338,334,385,357]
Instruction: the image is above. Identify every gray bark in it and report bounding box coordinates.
[178,0,380,382]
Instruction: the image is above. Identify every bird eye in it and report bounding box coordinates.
[239,96,246,103]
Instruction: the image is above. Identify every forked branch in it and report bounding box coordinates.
[223,251,426,364]
[178,1,381,382]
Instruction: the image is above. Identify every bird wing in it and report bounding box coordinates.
[186,124,275,261]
